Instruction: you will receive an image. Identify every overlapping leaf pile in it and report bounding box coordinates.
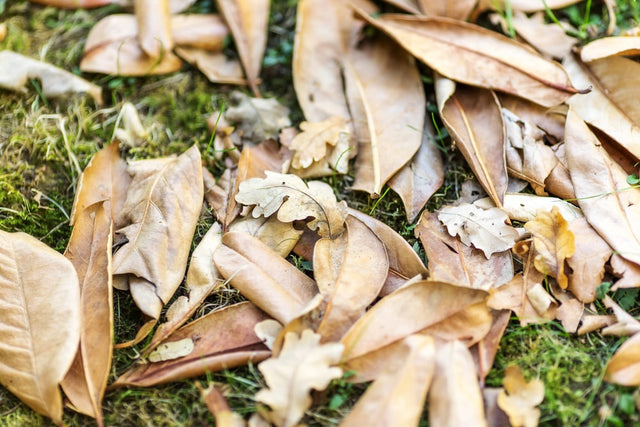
[3,0,640,425]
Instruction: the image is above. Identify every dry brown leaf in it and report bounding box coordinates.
[354,11,580,107]
[213,232,318,324]
[381,0,421,14]
[601,296,640,337]
[499,94,565,143]
[417,0,476,20]
[565,108,640,265]
[428,340,487,427]
[524,206,575,289]
[478,0,582,12]
[438,203,519,259]
[416,211,514,291]
[224,92,291,144]
[228,216,302,257]
[215,0,269,95]
[27,0,119,7]
[340,335,435,427]
[313,215,388,341]
[0,23,7,42]
[112,145,204,319]
[175,47,247,85]
[386,119,445,223]
[134,0,173,58]
[198,382,247,427]
[0,51,102,105]
[349,208,428,296]
[0,231,80,425]
[581,35,640,62]
[288,116,351,172]
[605,332,640,386]
[474,193,582,223]
[472,309,511,381]
[235,171,348,239]
[205,168,239,229]
[345,34,425,197]
[111,302,270,388]
[564,54,640,161]
[255,329,343,427]
[113,102,149,148]
[497,366,544,427]
[435,76,508,207]
[611,254,640,290]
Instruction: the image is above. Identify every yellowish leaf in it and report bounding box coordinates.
[497,366,544,427]
[289,116,350,170]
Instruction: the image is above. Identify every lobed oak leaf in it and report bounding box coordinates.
[235,171,348,239]
[224,92,291,144]
[289,116,350,170]
[497,366,544,427]
[437,203,519,259]
[255,329,343,427]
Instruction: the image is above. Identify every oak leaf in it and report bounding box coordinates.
[497,366,544,427]
[288,116,351,171]
[224,92,291,144]
[255,329,343,427]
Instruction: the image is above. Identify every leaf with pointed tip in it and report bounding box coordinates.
[228,216,302,257]
[478,0,582,12]
[497,366,544,427]
[581,36,640,62]
[289,116,351,171]
[175,47,246,85]
[134,0,173,58]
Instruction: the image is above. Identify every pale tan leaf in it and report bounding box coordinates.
[471,309,511,381]
[605,332,640,386]
[601,296,640,337]
[340,335,435,427]
[111,302,270,388]
[478,0,582,12]
[524,206,575,289]
[289,116,350,170]
[255,329,343,427]
[0,51,102,105]
[113,102,149,148]
[417,0,476,20]
[148,338,195,362]
[499,94,566,143]
[502,11,577,59]
[28,0,120,7]
[578,314,615,335]
[0,23,5,42]
[228,216,302,257]
[497,366,544,427]
[354,11,580,107]
[0,231,80,425]
[134,0,173,58]
[428,340,487,427]
[611,254,640,290]
[198,383,247,427]
[235,171,348,239]
[438,203,519,259]
[581,35,640,62]
[215,0,269,95]
[313,216,388,341]
[254,320,283,351]
[224,92,291,144]
[346,34,425,197]
[381,0,421,14]
[564,108,640,265]
[435,76,507,207]
[416,211,514,291]
[112,145,204,319]
[175,47,246,85]
[474,193,582,223]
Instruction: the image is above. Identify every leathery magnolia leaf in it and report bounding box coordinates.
[581,36,640,62]
[0,231,80,425]
[428,341,487,427]
[564,54,640,161]
[340,335,435,427]
[501,11,576,59]
[174,47,246,85]
[346,34,425,197]
[113,145,204,319]
[135,0,173,58]
[524,207,576,289]
[228,216,303,258]
[341,280,487,362]
[497,366,545,427]
[145,223,223,355]
[416,211,514,291]
[255,329,343,427]
[313,215,388,341]
[111,302,270,388]
[235,171,348,239]
[417,0,476,20]
[354,11,580,107]
[564,109,640,265]
[213,232,318,325]
[0,51,102,105]
[435,76,507,207]
[438,203,519,259]
[215,0,270,95]
[605,332,640,385]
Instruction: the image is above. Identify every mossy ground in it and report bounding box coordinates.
[1,0,640,425]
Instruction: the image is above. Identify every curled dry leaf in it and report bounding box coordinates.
[474,193,582,223]
[601,296,640,337]
[175,47,247,85]
[198,382,247,427]
[0,231,80,425]
[497,366,544,427]
[113,145,204,319]
[111,302,270,388]
[224,92,291,144]
[605,332,640,386]
[256,329,343,427]
[0,51,102,105]
[228,216,302,258]
[524,206,575,289]
[354,11,580,107]
[498,94,565,143]
[435,76,507,207]
[611,254,640,290]
[564,109,640,265]
[340,335,435,427]
[438,203,519,259]
[134,0,173,58]
[581,35,640,62]
[235,171,348,239]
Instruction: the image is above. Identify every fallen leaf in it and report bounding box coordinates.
[581,35,640,62]
[428,340,487,427]
[345,34,425,197]
[601,296,640,337]
[564,108,640,265]
[148,338,195,362]
[472,309,511,382]
[0,23,6,42]
[288,116,351,171]
[473,193,582,223]
[498,93,566,143]
[435,76,508,207]
[175,47,247,85]
[382,0,421,14]
[0,51,102,105]
[254,319,284,351]
[340,335,435,427]
[198,382,247,427]
[354,11,580,107]
[112,145,204,319]
[416,211,514,291]
[611,254,640,290]
[255,329,343,427]
[215,0,270,95]
[417,0,476,20]
[497,366,544,427]
[438,203,519,259]
[114,102,149,148]
[524,206,575,289]
[235,171,348,239]
[134,0,173,58]
[605,332,640,386]
[228,216,302,257]
[224,92,291,144]
[478,0,583,12]
[27,0,119,7]
[111,302,270,388]
[0,231,80,425]
[313,215,388,341]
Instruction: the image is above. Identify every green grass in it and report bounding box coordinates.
[2,0,640,425]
